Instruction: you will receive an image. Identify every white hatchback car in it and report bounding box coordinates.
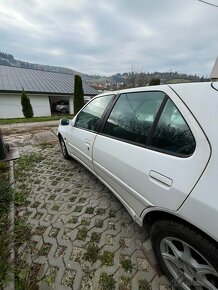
[58,82,218,289]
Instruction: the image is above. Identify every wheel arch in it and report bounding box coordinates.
[143,209,218,247]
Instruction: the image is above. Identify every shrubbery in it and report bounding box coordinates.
[21,90,34,118]
[74,75,84,114]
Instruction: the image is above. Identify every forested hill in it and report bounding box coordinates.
[0,52,78,74]
[0,52,209,90]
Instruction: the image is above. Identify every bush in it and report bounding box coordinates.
[21,90,34,118]
[149,78,160,86]
[74,75,84,114]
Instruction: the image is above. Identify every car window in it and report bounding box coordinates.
[103,91,165,145]
[75,95,114,132]
[150,99,196,155]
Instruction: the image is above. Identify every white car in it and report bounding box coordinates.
[55,101,69,114]
[58,82,218,290]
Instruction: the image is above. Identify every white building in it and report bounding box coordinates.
[210,57,218,81]
[0,65,98,118]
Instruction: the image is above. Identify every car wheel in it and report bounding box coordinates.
[61,108,67,114]
[150,220,218,290]
[60,136,70,160]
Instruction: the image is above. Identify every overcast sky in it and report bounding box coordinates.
[0,0,217,76]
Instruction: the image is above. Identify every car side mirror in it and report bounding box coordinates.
[60,119,69,126]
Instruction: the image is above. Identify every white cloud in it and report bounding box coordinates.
[0,0,217,76]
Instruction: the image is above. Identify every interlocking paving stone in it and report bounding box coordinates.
[6,124,174,290]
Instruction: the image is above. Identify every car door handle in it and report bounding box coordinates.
[149,170,173,187]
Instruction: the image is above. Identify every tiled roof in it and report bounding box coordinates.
[0,65,98,95]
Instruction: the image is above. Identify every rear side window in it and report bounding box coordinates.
[75,95,114,132]
[150,99,196,155]
[103,91,165,145]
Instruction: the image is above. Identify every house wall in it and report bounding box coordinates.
[0,93,51,118]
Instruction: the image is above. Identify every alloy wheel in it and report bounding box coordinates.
[160,237,218,290]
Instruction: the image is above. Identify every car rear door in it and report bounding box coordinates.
[92,87,210,216]
[65,94,114,172]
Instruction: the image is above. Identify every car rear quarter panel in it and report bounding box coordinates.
[171,83,218,242]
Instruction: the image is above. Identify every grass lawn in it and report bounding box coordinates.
[0,115,73,125]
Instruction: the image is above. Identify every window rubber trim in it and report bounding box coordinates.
[146,94,169,146]
[74,94,116,133]
[98,90,195,158]
[98,91,168,145]
[97,94,119,133]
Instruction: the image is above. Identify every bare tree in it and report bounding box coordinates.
[125,66,148,88]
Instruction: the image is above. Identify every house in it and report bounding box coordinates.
[210,57,218,81]
[0,65,98,118]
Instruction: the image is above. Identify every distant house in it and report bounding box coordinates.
[210,57,218,81]
[0,65,98,118]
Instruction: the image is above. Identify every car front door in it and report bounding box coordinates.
[65,94,114,172]
[92,87,210,217]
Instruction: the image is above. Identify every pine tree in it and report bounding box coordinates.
[21,90,34,118]
[74,75,84,114]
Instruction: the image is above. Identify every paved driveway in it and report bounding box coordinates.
[2,121,171,290]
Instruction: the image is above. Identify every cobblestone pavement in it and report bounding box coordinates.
[3,122,172,290]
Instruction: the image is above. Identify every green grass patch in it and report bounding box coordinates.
[38,142,56,149]
[96,208,106,215]
[0,178,13,287]
[91,232,101,243]
[120,255,134,273]
[81,218,90,226]
[76,227,88,241]
[0,115,73,125]
[99,251,114,266]
[109,209,116,218]
[16,153,43,173]
[139,280,151,290]
[0,179,13,216]
[95,219,103,228]
[99,273,116,290]
[83,242,99,263]
[85,207,94,214]
[0,167,40,289]
[74,206,82,212]
[119,276,131,290]
[14,189,30,207]
[0,161,9,173]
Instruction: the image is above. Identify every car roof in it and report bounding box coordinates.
[94,82,217,98]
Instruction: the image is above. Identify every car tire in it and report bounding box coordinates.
[150,220,218,290]
[61,108,67,114]
[60,136,70,160]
